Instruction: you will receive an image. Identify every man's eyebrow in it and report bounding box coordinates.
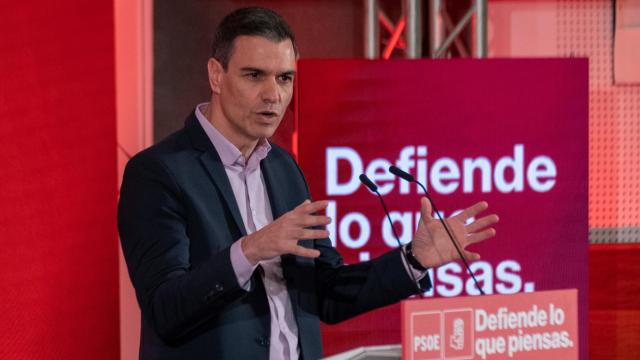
[239,67,266,74]
[239,67,296,76]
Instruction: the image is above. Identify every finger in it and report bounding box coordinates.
[419,197,433,222]
[296,200,330,214]
[298,228,330,240]
[465,214,499,233]
[462,250,481,261]
[466,228,496,244]
[294,199,312,210]
[291,246,321,259]
[298,214,332,227]
[457,201,489,220]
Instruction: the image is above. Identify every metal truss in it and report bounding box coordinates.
[364,0,487,59]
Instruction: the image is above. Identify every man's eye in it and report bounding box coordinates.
[246,72,260,79]
[279,75,293,82]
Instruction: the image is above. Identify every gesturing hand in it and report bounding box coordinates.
[412,197,499,269]
[241,199,331,265]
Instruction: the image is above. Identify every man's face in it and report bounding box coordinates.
[209,35,296,147]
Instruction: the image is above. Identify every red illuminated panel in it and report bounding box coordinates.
[296,59,588,358]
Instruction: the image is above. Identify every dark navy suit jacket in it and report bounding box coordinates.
[117,113,431,359]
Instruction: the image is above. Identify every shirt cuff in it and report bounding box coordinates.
[230,237,258,290]
[401,245,427,281]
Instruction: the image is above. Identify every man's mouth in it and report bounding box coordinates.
[257,110,279,119]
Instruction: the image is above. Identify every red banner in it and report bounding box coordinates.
[402,289,579,359]
[296,59,588,357]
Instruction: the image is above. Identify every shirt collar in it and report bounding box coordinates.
[195,102,271,169]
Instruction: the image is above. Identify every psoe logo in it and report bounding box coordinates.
[410,311,443,360]
[444,309,473,359]
[450,318,465,350]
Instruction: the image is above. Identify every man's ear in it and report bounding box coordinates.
[207,58,223,94]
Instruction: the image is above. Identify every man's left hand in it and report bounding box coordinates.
[412,197,499,269]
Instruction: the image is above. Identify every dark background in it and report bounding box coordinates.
[154,0,366,147]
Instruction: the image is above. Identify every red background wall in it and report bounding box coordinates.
[0,1,638,359]
[0,1,119,358]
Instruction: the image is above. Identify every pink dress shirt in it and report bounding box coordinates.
[195,103,299,359]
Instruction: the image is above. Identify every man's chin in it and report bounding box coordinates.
[255,122,280,138]
[247,130,276,144]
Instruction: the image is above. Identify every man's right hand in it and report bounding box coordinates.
[241,200,331,265]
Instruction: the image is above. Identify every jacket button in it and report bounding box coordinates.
[214,283,224,292]
[204,290,215,301]
[255,336,270,347]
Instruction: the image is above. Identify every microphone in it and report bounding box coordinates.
[389,165,415,182]
[389,166,485,295]
[358,174,378,192]
[359,174,426,294]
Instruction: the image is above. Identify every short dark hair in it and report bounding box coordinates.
[212,7,298,70]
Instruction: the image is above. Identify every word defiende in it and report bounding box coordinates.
[326,144,557,196]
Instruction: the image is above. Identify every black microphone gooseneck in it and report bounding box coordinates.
[388,166,485,295]
[358,174,426,295]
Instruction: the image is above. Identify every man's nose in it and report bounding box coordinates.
[261,78,280,103]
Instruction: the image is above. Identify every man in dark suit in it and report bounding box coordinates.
[118,7,498,359]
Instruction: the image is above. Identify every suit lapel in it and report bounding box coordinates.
[199,151,247,236]
[261,150,315,254]
[261,152,304,312]
[186,114,248,237]
[260,153,289,219]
